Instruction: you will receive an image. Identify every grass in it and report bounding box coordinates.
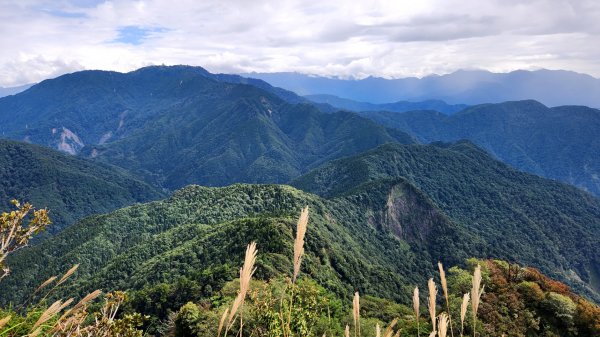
[212,207,484,337]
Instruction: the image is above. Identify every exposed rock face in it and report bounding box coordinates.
[57,127,84,155]
[380,182,449,243]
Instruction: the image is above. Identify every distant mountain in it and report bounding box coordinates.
[246,69,600,107]
[292,141,600,302]
[0,66,413,189]
[0,66,318,155]
[360,100,600,197]
[305,94,468,114]
[85,84,413,189]
[0,139,164,236]
[0,83,32,98]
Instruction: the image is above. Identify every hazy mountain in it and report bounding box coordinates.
[0,139,164,235]
[360,100,600,197]
[0,83,33,98]
[305,94,468,114]
[246,69,600,107]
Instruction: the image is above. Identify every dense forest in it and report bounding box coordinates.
[1,201,599,336]
[0,139,163,235]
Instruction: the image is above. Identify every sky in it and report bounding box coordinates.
[1,0,600,87]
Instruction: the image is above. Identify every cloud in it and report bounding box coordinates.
[112,26,169,45]
[0,0,599,86]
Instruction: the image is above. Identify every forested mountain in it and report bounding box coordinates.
[0,139,164,235]
[0,66,307,155]
[3,141,599,314]
[360,100,600,197]
[0,66,411,189]
[306,94,468,114]
[292,141,600,302]
[247,69,600,107]
[0,183,470,311]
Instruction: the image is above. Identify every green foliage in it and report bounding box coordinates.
[174,278,345,337]
[0,140,163,236]
[292,141,600,302]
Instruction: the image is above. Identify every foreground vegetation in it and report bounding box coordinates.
[1,202,599,336]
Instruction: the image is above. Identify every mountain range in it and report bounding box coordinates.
[247,69,600,108]
[0,66,412,189]
[360,100,600,197]
[0,65,599,335]
[2,141,599,326]
[305,94,468,114]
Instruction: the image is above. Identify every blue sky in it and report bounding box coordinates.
[1,0,599,86]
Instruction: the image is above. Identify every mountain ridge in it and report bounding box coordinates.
[360,100,600,197]
[246,69,600,107]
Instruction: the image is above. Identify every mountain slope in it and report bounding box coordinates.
[0,139,164,235]
[305,94,468,114]
[292,141,600,302]
[0,66,321,154]
[0,66,412,189]
[2,141,600,309]
[83,79,413,189]
[0,182,472,308]
[361,100,600,197]
[247,69,600,107]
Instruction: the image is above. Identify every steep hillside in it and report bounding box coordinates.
[84,83,413,189]
[2,141,600,309]
[0,139,164,235]
[292,142,600,302]
[361,100,600,197]
[0,183,471,309]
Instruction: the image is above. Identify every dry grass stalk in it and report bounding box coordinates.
[217,307,229,337]
[428,278,437,333]
[0,315,11,329]
[413,286,420,337]
[353,291,360,337]
[345,325,350,337]
[34,275,58,294]
[438,262,454,337]
[383,318,398,337]
[376,323,381,337]
[471,265,484,337]
[438,313,449,337]
[460,293,470,337]
[56,264,79,286]
[32,299,63,330]
[393,330,401,337]
[224,241,257,336]
[293,206,309,283]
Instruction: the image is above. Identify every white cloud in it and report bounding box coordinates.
[1,0,599,86]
